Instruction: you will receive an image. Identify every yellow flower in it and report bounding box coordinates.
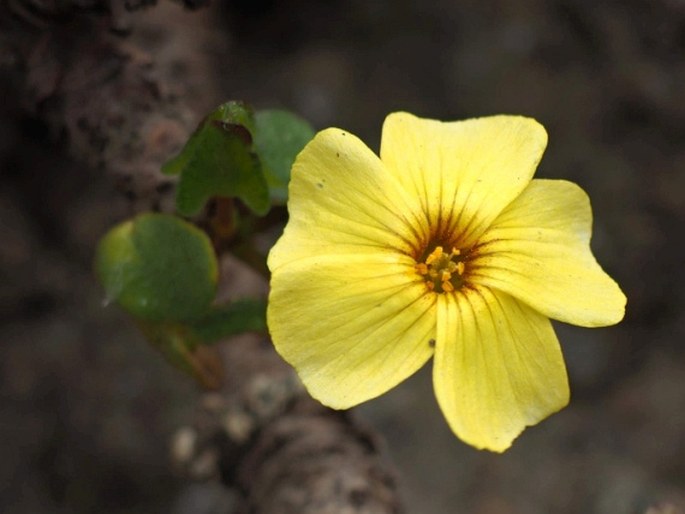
[267,113,626,452]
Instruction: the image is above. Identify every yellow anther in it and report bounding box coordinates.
[425,246,443,265]
[417,244,467,293]
[415,263,428,275]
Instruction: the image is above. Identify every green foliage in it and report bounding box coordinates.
[190,299,267,342]
[162,102,314,215]
[96,100,313,386]
[95,213,218,323]
[254,110,315,203]
[163,101,270,216]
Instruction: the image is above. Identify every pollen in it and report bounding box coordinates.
[416,245,467,293]
[415,263,429,275]
[425,246,443,265]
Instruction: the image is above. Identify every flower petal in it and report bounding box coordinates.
[469,179,626,327]
[268,128,426,272]
[380,113,547,248]
[434,287,569,452]
[268,252,437,409]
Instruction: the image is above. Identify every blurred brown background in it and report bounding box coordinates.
[1,0,684,513]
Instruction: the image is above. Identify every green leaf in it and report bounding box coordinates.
[175,124,269,216]
[162,101,269,216]
[189,299,267,343]
[254,109,315,203]
[95,213,218,323]
[215,101,256,134]
[162,101,257,177]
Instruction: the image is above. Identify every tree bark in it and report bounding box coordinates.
[2,2,406,512]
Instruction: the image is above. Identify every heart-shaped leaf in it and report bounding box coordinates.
[163,101,269,216]
[95,213,218,322]
[254,109,315,203]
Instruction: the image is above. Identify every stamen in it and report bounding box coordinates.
[415,263,428,275]
[425,246,443,265]
[415,243,469,293]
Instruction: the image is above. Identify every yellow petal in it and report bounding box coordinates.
[268,252,436,409]
[469,179,626,327]
[380,113,547,248]
[434,288,569,452]
[268,128,426,272]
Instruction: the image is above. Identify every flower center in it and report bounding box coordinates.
[415,245,466,293]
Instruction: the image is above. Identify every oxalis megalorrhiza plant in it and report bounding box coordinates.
[97,102,626,451]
